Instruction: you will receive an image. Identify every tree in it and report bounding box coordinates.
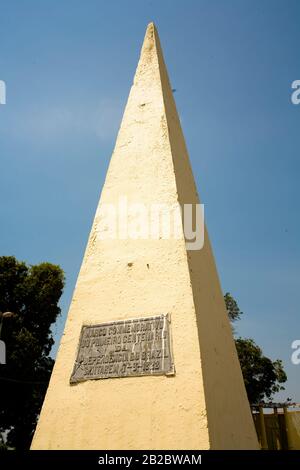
[0,256,64,449]
[235,338,287,404]
[224,292,243,322]
[224,293,287,404]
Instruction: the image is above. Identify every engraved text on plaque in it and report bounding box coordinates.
[70,314,174,383]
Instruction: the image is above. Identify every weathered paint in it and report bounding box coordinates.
[31,23,259,450]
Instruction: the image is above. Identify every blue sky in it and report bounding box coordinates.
[0,0,299,402]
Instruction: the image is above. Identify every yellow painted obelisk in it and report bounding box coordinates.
[31,23,258,450]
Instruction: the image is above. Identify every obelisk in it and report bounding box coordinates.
[31,23,258,450]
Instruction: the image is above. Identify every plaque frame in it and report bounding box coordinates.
[70,313,175,384]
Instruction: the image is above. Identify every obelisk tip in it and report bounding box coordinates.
[146,22,156,35]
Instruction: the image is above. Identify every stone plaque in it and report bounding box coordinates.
[70,314,174,383]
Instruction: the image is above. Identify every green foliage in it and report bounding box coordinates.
[0,256,64,449]
[224,293,287,404]
[235,337,287,404]
[224,292,243,322]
